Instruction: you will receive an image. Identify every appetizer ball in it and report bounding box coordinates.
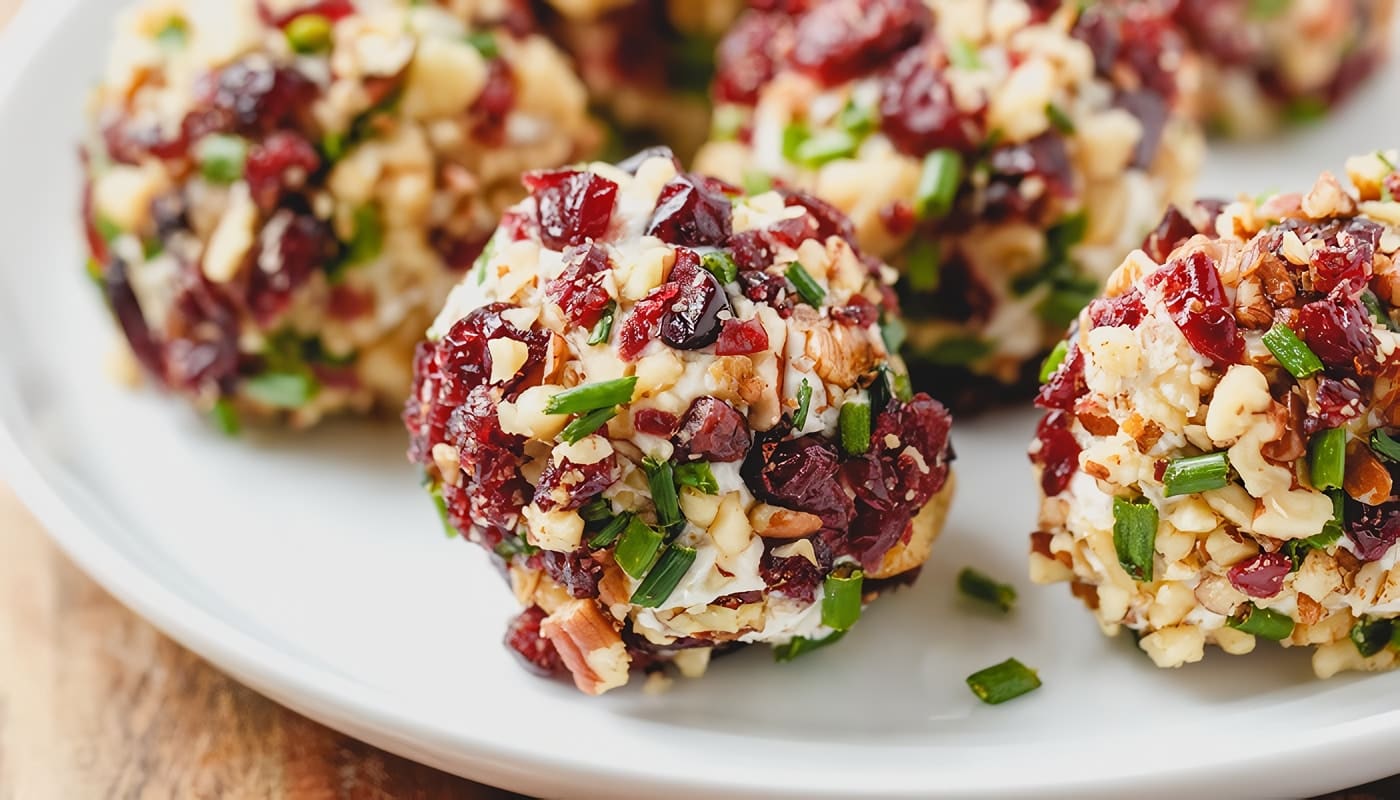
[534,0,743,159]
[1030,151,1400,678]
[695,0,1203,410]
[1174,0,1396,137]
[404,151,955,694]
[82,0,596,427]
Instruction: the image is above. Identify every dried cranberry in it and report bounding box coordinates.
[791,0,931,86]
[617,146,681,175]
[1348,503,1400,562]
[715,318,770,355]
[1227,551,1291,598]
[257,0,354,27]
[762,214,822,250]
[675,397,750,462]
[1031,410,1080,496]
[469,59,516,145]
[745,435,852,529]
[865,394,952,509]
[447,386,531,538]
[102,258,165,380]
[878,45,983,157]
[728,229,773,272]
[1115,88,1168,168]
[737,269,792,313]
[1295,297,1376,373]
[780,187,854,242]
[1037,343,1086,411]
[634,408,679,437]
[185,62,318,141]
[504,605,564,676]
[244,132,321,211]
[1088,289,1146,329]
[522,169,618,250]
[982,134,1074,222]
[248,211,337,324]
[437,303,548,396]
[831,296,879,328]
[759,539,831,602]
[1076,1,1182,99]
[327,284,375,320]
[1310,218,1381,294]
[921,250,994,324]
[544,243,614,328]
[646,175,733,247]
[1312,377,1364,433]
[1146,251,1244,366]
[1142,205,1198,264]
[541,550,605,599]
[101,116,189,166]
[164,275,241,394]
[713,11,783,105]
[617,282,681,361]
[660,251,732,350]
[533,454,619,512]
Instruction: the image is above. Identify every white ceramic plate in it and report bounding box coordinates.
[6,2,1400,797]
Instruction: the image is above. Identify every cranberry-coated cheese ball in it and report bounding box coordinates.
[405,151,955,694]
[82,0,597,427]
[1174,0,1396,137]
[695,0,1203,410]
[1030,152,1400,678]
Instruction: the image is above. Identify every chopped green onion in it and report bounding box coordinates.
[1374,429,1400,463]
[643,458,684,533]
[494,533,537,559]
[579,498,612,523]
[821,565,864,631]
[95,215,123,243]
[921,336,992,366]
[948,39,983,70]
[1309,427,1347,491]
[880,316,907,354]
[905,239,941,293]
[1379,151,1399,171]
[1362,290,1400,332]
[701,251,739,285]
[558,406,617,444]
[793,378,813,430]
[1162,452,1231,497]
[1037,284,1097,327]
[914,148,962,219]
[838,394,871,455]
[1246,0,1290,19]
[1045,102,1075,134]
[1227,603,1294,641]
[781,123,810,163]
[209,398,241,436]
[966,658,1042,705]
[785,261,826,306]
[1351,617,1395,657]
[321,131,347,161]
[544,376,638,415]
[773,630,847,662]
[587,304,616,345]
[631,545,698,608]
[794,129,859,167]
[837,100,876,136]
[1262,324,1324,378]
[345,205,384,266]
[891,370,913,402]
[1039,340,1069,383]
[742,170,773,195]
[589,511,633,549]
[465,30,499,59]
[243,372,319,409]
[285,13,333,54]
[429,486,457,538]
[155,17,188,49]
[1112,496,1158,582]
[1283,96,1327,124]
[195,134,248,184]
[674,462,719,495]
[615,517,664,578]
[957,567,1016,612]
[710,105,747,142]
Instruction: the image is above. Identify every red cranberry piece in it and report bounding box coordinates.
[1115,88,1168,169]
[102,258,165,380]
[791,0,931,86]
[745,435,853,529]
[1312,377,1364,433]
[675,397,751,463]
[617,282,681,362]
[1037,343,1086,411]
[921,249,994,325]
[867,394,953,508]
[327,284,375,321]
[1227,551,1292,598]
[617,146,681,175]
[447,386,532,538]
[847,505,912,572]
[879,200,916,238]
[1146,251,1244,366]
[533,454,619,512]
[983,134,1074,222]
[81,181,110,266]
[1310,218,1381,294]
[247,211,337,324]
[634,408,680,437]
[759,537,833,603]
[257,0,354,26]
[1030,410,1080,496]
[429,229,488,273]
[504,605,564,676]
[438,302,549,395]
[1076,1,1183,99]
[186,62,318,140]
[544,243,614,329]
[164,274,242,394]
[763,214,822,250]
[498,209,537,243]
[647,175,733,247]
[728,229,773,271]
[244,132,321,212]
[1348,503,1400,562]
[522,169,618,251]
[1142,205,1198,263]
[831,295,878,328]
[1088,289,1146,330]
[101,116,190,165]
[1295,297,1376,373]
[541,550,605,599]
[715,318,771,355]
[779,187,855,242]
[713,11,784,105]
[879,45,983,157]
[469,60,516,145]
[661,250,732,350]
[737,269,792,314]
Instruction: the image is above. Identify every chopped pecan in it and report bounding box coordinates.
[1074,397,1118,436]
[1296,592,1324,626]
[1083,460,1111,481]
[1120,413,1163,453]
[540,599,630,695]
[1260,391,1306,462]
[1069,580,1100,610]
[1252,249,1298,308]
[707,355,766,407]
[1233,277,1274,329]
[749,504,824,539]
[1345,445,1393,505]
[1194,574,1245,616]
[806,322,875,388]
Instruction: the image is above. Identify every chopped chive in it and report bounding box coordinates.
[429,486,457,538]
[821,565,864,631]
[494,533,537,559]
[781,122,810,163]
[1309,427,1347,491]
[96,215,123,243]
[948,38,983,70]
[880,315,907,353]
[587,304,616,345]
[465,30,499,59]
[631,545,698,608]
[966,658,1041,705]
[905,239,941,292]
[1373,429,1400,463]
[285,13,333,54]
[195,134,248,184]
[742,170,773,195]
[1162,452,1231,497]
[710,105,747,142]
[615,517,664,578]
[321,131,347,161]
[643,458,684,533]
[558,406,617,444]
[785,261,826,306]
[701,251,739,285]
[1039,340,1069,383]
[1351,617,1395,657]
[1283,95,1327,124]
[1246,0,1290,19]
[155,17,188,50]
[345,205,384,266]
[1112,496,1158,582]
[838,100,876,136]
[838,394,871,455]
[1227,603,1294,640]
[794,129,859,167]
[209,397,241,436]
[1046,102,1075,134]
[1362,290,1400,331]
[891,370,913,402]
[921,336,992,366]
[914,149,962,219]
[579,498,612,523]
[544,376,638,415]
[1037,285,1097,327]
[1262,324,1324,378]
[793,378,813,430]
[957,567,1016,612]
[243,371,319,409]
[674,462,719,495]
[773,630,847,662]
[589,511,633,549]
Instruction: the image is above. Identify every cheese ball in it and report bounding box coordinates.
[82,0,597,427]
[1174,0,1396,137]
[1030,151,1400,678]
[404,151,955,694]
[695,0,1203,411]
